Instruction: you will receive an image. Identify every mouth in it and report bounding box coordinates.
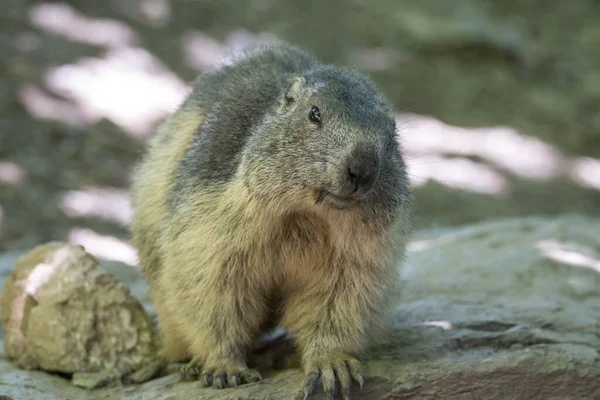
[315,190,357,210]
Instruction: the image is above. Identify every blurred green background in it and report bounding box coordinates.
[1,0,599,265]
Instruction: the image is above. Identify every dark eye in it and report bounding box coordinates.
[308,105,321,124]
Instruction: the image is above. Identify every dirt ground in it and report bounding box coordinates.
[1,0,599,254]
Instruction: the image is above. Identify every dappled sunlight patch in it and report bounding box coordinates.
[19,21,275,136]
[29,2,137,49]
[398,112,600,195]
[0,161,27,186]
[24,2,188,136]
[68,228,138,267]
[18,85,85,124]
[138,0,171,26]
[407,154,509,195]
[41,47,188,138]
[422,320,453,330]
[408,235,462,252]
[182,28,274,71]
[181,31,225,70]
[569,157,600,191]
[60,186,132,226]
[398,113,564,180]
[536,240,600,273]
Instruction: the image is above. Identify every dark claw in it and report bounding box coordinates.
[200,371,213,387]
[180,365,200,381]
[303,370,320,400]
[198,366,262,389]
[228,372,241,387]
[213,371,227,389]
[181,356,203,381]
[242,369,263,383]
[302,356,364,399]
[346,359,364,389]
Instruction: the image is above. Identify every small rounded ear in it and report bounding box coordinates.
[280,76,305,112]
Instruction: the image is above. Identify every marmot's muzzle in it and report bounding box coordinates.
[336,142,380,199]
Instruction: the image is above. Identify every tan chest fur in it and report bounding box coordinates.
[162,178,391,296]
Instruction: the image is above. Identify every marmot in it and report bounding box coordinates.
[130,41,412,399]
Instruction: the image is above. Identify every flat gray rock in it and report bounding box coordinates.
[1,214,599,399]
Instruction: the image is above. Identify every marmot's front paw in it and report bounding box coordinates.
[182,357,262,388]
[302,352,364,400]
[200,362,263,389]
[180,357,202,381]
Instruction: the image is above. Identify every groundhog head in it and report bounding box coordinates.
[242,65,406,213]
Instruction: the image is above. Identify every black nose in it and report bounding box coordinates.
[343,144,380,197]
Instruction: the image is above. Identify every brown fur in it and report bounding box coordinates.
[130,42,412,397]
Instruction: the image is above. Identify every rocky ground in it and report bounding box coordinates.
[1,0,600,399]
[1,0,600,251]
[1,215,600,399]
